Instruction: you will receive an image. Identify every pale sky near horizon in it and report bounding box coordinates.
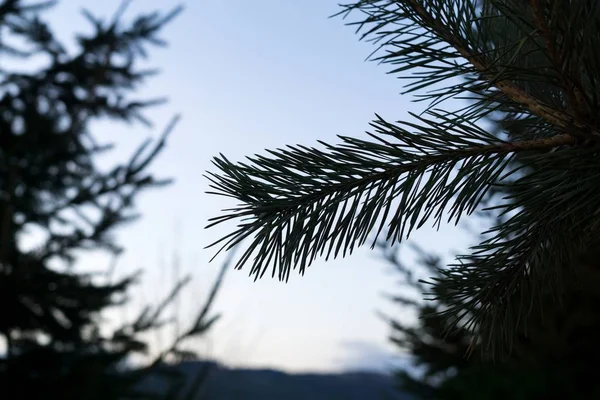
[42,0,475,373]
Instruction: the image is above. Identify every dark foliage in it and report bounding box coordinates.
[380,240,600,399]
[0,2,223,399]
[204,0,600,357]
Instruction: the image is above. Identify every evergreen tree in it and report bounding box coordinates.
[378,242,544,399]
[380,236,600,398]
[0,1,223,399]
[205,0,600,359]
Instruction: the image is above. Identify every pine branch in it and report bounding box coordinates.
[206,112,575,280]
[341,0,598,138]
[206,0,600,356]
[431,142,600,355]
[529,0,589,119]
[405,0,574,129]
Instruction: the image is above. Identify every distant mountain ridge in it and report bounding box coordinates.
[138,360,411,399]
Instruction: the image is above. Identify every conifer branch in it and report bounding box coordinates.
[206,113,576,280]
[530,0,588,119]
[399,0,596,137]
[206,0,600,356]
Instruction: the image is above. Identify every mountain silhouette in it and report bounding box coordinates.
[137,361,411,399]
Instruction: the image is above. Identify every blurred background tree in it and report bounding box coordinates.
[379,234,600,399]
[0,1,226,399]
[378,242,543,399]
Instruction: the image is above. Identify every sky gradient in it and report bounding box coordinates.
[44,0,473,373]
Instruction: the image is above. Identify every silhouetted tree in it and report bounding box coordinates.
[378,243,543,399]
[0,1,224,399]
[379,236,600,398]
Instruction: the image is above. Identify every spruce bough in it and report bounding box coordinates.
[206,0,600,355]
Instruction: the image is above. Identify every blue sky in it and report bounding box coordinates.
[45,0,473,373]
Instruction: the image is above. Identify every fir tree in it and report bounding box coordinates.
[205,0,600,357]
[0,1,223,399]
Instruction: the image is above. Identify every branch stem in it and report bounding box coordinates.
[402,0,598,138]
